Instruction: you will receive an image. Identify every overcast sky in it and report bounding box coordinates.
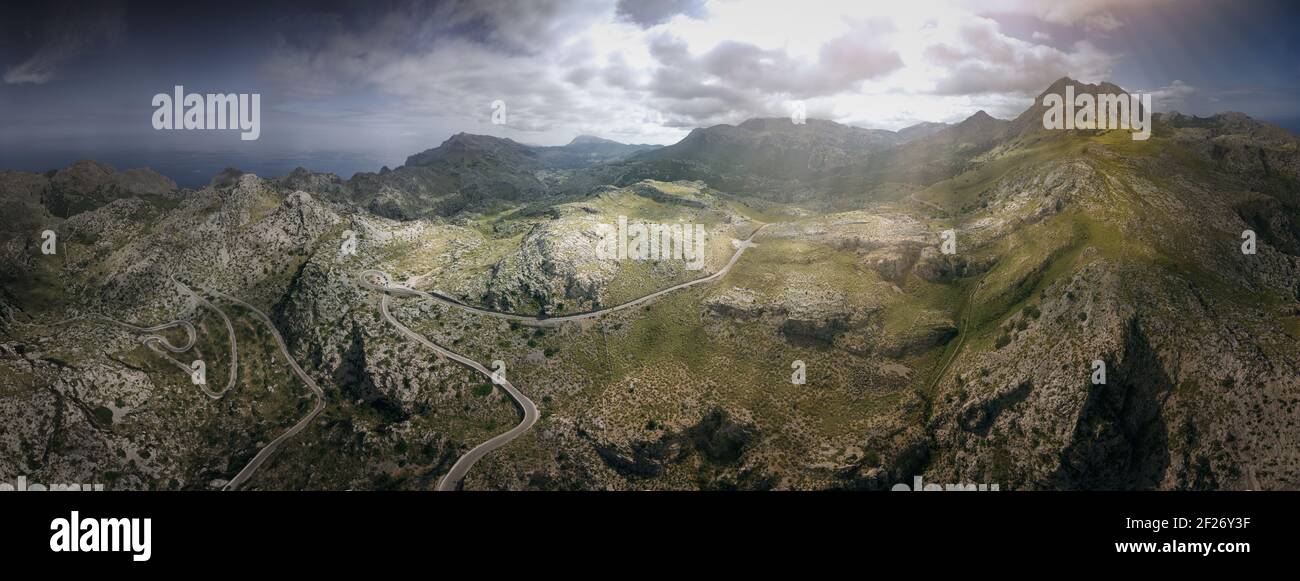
[2,0,1298,182]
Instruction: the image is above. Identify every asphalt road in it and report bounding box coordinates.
[17,275,240,399]
[362,222,769,326]
[6,222,770,491]
[204,284,326,491]
[378,293,540,491]
[358,222,769,489]
[127,277,239,399]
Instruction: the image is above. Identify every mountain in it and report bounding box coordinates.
[941,110,1009,144]
[3,78,1299,492]
[0,160,178,222]
[896,121,950,142]
[568,135,619,146]
[343,133,549,219]
[403,132,540,168]
[306,133,663,219]
[1007,76,1132,135]
[533,135,661,169]
[597,112,1019,206]
[627,117,902,183]
[0,161,178,251]
[838,109,1014,189]
[564,117,916,206]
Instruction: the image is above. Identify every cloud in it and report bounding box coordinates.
[972,0,1176,33]
[1029,0,1138,25]
[924,19,1116,96]
[616,0,706,28]
[253,0,1131,143]
[1082,12,1123,33]
[637,18,903,125]
[3,4,125,85]
[1146,79,1196,111]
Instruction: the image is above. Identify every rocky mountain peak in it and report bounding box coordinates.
[568,135,619,146]
[404,132,535,167]
[52,160,116,195]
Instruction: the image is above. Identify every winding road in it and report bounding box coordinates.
[9,207,984,491]
[9,221,770,491]
[3,276,330,489]
[379,293,539,491]
[364,222,769,326]
[9,276,239,399]
[358,222,770,490]
[201,284,327,491]
[106,276,239,399]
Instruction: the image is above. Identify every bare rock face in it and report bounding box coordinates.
[705,277,868,346]
[484,216,619,313]
[914,247,969,282]
[876,316,958,358]
[208,167,246,189]
[704,287,763,319]
[862,246,920,283]
[578,409,768,488]
[974,160,1102,234]
[108,168,178,197]
[1165,112,1300,184]
[924,260,1300,491]
[276,167,349,201]
[778,283,854,344]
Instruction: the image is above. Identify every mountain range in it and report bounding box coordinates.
[2,77,1299,491]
